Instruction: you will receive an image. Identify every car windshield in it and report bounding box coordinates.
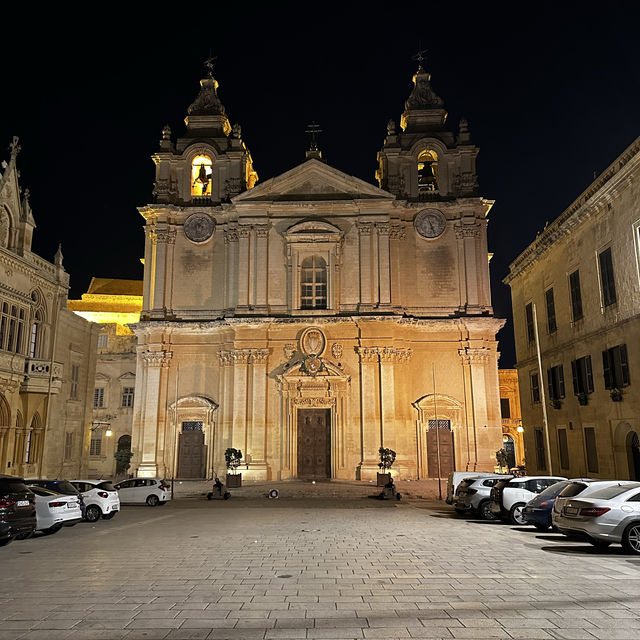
[537,480,571,499]
[586,483,640,500]
[97,481,116,491]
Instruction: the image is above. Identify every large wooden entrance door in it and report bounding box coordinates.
[297,409,330,479]
[426,420,455,478]
[177,421,207,479]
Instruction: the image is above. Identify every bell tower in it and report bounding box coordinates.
[151,60,258,205]
[376,59,478,201]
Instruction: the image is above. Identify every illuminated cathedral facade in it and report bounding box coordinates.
[131,63,505,482]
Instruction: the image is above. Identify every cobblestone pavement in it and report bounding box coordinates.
[2,489,640,640]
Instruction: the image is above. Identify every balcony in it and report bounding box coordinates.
[21,358,63,394]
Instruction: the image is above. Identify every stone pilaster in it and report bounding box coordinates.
[237,226,251,309]
[231,349,250,456]
[356,346,379,479]
[254,225,269,311]
[224,228,238,310]
[455,223,481,310]
[357,223,372,308]
[377,223,391,307]
[247,348,269,481]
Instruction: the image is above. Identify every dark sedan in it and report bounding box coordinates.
[0,475,37,546]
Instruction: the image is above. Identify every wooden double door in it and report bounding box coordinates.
[426,420,455,478]
[297,409,331,479]
[177,422,207,479]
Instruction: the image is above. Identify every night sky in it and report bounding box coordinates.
[2,3,639,367]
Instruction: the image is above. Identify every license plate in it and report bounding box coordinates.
[16,500,29,507]
[564,506,578,516]
[67,503,76,508]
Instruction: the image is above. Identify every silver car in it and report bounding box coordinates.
[554,482,640,553]
[454,475,512,520]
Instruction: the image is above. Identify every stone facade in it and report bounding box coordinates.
[68,278,142,478]
[505,136,640,480]
[132,64,505,482]
[0,138,98,479]
[498,369,525,469]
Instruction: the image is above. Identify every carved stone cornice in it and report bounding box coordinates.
[141,349,173,367]
[293,396,336,408]
[454,223,481,239]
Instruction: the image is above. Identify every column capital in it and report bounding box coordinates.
[224,228,239,243]
[141,349,173,367]
[254,224,270,239]
[376,222,391,236]
[454,223,481,239]
[237,226,251,239]
[458,347,491,364]
[357,222,373,236]
[251,348,270,364]
[390,224,406,240]
[356,346,379,363]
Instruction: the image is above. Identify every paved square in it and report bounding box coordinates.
[1,490,640,640]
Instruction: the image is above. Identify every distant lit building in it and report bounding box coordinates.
[505,136,640,480]
[68,278,142,478]
[498,369,524,469]
[0,139,97,478]
[131,63,505,482]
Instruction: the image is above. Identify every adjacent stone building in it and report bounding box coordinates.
[68,278,142,478]
[498,369,525,469]
[505,136,640,480]
[132,63,505,482]
[0,138,98,479]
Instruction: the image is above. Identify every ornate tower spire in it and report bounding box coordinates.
[400,54,447,133]
[184,57,231,137]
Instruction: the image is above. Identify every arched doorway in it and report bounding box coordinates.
[503,434,516,470]
[627,432,640,481]
[116,435,132,476]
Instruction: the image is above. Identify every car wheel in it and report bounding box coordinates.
[509,503,527,525]
[85,505,101,523]
[146,494,160,507]
[41,524,63,536]
[622,523,640,555]
[0,537,14,547]
[15,531,34,540]
[102,512,116,520]
[587,536,612,549]
[479,500,498,521]
[533,522,550,531]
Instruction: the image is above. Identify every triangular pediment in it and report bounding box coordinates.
[234,159,394,203]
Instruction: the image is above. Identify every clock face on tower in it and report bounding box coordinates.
[414,208,447,239]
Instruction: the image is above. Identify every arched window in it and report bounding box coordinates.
[300,256,327,310]
[191,155,213,196]
[29,310,42,358]
[417,150,439,192]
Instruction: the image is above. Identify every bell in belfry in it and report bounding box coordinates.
[195,164,210,194]
[418,161,436,186]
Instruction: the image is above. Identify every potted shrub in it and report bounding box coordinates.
[377,447,396,486]
[611,387,623,402]
[225,447,243,487]
[577,392,588,406]
[114,450,134,478]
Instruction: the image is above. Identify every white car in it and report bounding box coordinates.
[489,475,567,524]
[454,475,513,520]
[70,480,120,523]
[114,478,170,506]
[29,485,82,534]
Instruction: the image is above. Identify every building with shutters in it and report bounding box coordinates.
[505,136,640,480]
[131,62,505,482]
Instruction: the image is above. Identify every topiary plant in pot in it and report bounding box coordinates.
[377,447,396,486]
[225,447,243,487]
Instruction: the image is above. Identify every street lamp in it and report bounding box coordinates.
[90,420,114,437]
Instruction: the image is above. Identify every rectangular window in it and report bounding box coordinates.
[545,288,557,333]
[24,430,32,464]
[546,364,565,400]
[571,355,594,395]
[121,387,134,408]
[70,364,80,400]
[525,303,535,343]
[97,334,108,348]
[500,398,511,419]
[64,432,73,461]
[584,427,599,473]
[599,247,617,307]
[558,428,570,469]
[93,387,105,408]
[569,270,583,321]
[602,344,630,389]
[89,436,102,457]
[534,428,547,470]
[531,372,541,404]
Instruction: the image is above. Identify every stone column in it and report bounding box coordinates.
[237,226,251,310]
[224,228,238,310]
[377,223,391,307]
[162,229,177,314]
[356,346,380,480]
[357,223,372,308]
[138,349,172,477]
[378,348,396,452]
[254,225,269,311]
[231,349,250,455]
[151,227,170,316]
[456,223,481,310]
[247,349,269,481]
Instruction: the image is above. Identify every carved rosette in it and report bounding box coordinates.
[331,343,343,360]
[141,349,173,367]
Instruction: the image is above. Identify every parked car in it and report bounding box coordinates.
[29,486,82,535]
[114,478,170,506]
[446,471,499,505]
[454,475,512,520]
[553,481,640,551]
[489,475,566,525]
[0,475,36,546]
[553,480,639,531]
[522,480,593,530]
[26,479,86,518]
[70,480,120,523]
